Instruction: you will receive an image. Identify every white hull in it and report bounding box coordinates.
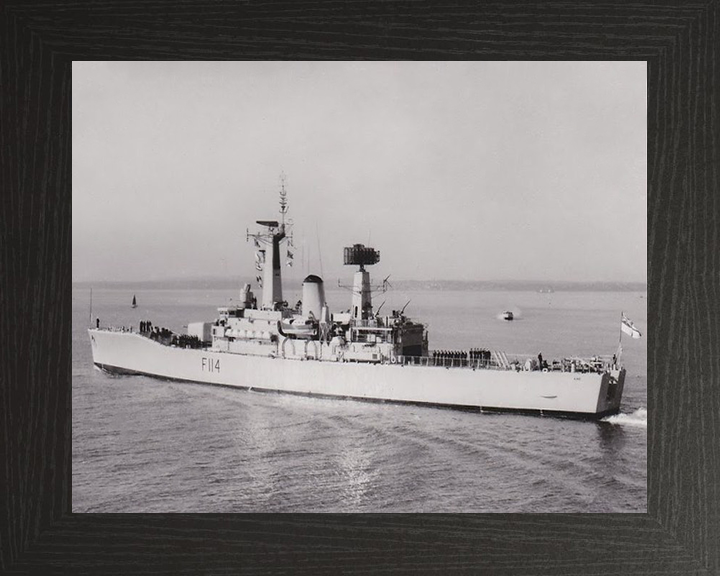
[89,329,625,418]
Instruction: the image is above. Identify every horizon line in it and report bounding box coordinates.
[72,276,647,287]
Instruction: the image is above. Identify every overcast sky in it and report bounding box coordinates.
[73,61,646,284]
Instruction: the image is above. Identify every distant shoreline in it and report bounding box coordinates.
[72,278,647,292]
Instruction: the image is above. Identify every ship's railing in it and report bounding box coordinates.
[396,355,511,370]
[395,354,616,373]
[97,326,136,333]
[99,323,209,349]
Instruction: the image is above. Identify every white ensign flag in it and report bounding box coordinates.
[621,314,642,339]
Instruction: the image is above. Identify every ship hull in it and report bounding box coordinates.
[89,330,625,419]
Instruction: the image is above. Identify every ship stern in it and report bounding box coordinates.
[594,368,626,418]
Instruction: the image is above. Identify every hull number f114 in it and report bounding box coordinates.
[202,357,220,373]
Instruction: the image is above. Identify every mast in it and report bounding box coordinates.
[247,176,292,310]
[262,226,285,308]
[343,244,380,322]
[616,310,624,365]
[279,173,288,228]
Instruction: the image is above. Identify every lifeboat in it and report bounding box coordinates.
[277,318,318,339]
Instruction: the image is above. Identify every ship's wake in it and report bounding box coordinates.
[602,408,647,428]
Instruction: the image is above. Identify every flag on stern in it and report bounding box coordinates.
[621,313,642,339]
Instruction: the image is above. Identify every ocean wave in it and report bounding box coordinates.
[602,407,647,428]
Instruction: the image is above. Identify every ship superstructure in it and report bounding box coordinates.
[88,182,627,419]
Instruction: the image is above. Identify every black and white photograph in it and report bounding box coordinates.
[72,61,646,513]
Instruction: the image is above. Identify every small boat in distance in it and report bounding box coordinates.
[132,295,137,309]
[502,311,514,321]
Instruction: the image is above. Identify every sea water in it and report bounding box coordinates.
[72,286,646,512]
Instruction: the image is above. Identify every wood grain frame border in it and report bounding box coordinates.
[1,2,717,574]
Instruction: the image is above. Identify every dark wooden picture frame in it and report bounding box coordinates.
[2,2,717,574]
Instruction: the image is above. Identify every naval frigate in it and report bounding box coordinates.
[89,183,627,419]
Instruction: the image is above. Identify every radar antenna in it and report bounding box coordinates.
[337,251,389,296]
[338,243,383,322]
